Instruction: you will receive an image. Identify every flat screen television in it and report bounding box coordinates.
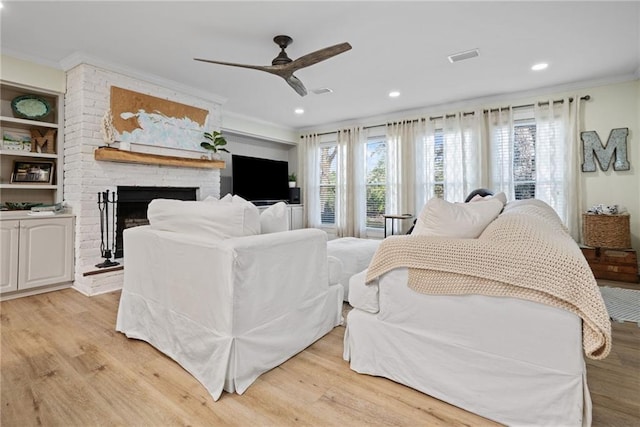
[232,154,289,204]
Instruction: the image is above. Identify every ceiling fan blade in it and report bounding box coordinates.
[287,42,352,72]
[195,38,351,97]
[285,74,308,97]
[194,58,274,73]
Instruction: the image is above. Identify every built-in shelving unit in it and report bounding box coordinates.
[0,81,64,207]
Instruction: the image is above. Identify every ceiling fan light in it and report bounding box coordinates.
[294,108,304,115]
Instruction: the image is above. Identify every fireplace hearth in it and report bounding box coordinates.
[115,186,197,258]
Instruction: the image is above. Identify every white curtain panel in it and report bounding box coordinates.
[336,127,366,237]
[485,107,516,200]
[301,133,321,228]
[534,98,581,240]
[416,118,436,210]
[441,112,483,202]
[419,112,483,204]
[386,120,420,228]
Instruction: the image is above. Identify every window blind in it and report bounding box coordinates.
[319,144,337,225]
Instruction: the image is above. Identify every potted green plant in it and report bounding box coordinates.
[200,131,229,160]
[288,172,297,188]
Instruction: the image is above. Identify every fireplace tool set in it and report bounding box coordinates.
[96,189,119,268]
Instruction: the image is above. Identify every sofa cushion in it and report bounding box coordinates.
[148,198,260,239]
[260,202,289,234]
[412,197,503,238]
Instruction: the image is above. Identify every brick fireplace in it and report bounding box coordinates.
[64,62,223,296]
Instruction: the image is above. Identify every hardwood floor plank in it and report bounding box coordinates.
[1,285,638,426]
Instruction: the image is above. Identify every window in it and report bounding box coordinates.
[365,138,386,228]
[421,127,471,202]
[319,144,337,225]
[513,120,536,200]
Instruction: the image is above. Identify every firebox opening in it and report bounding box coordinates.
[115,186,197,258]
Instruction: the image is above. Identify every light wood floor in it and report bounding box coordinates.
[1,282,638,427]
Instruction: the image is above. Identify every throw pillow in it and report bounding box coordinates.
[260,202,289,234]
[231,194,261,235]
[412,197,503,238]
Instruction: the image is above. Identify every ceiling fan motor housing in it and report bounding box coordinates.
[272,35,293,65]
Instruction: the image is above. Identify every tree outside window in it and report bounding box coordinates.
[366,139,386,228]
[513,122,536,200]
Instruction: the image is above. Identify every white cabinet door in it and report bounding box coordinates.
[290,206,304,230]
[0,220,19,293]
[18,217,73,290]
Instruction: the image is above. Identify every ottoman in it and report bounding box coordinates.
[327,237,382,301]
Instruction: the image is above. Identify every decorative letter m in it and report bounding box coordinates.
[581,128,630,172]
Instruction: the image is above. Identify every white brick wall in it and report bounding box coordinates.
[65,64,222,295]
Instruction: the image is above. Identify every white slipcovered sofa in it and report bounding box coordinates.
[116,196,343,401]
[344,197,611,427]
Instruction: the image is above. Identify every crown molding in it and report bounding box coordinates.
[60,51,227,105]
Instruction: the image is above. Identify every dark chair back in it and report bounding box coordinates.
[464,188,494,203]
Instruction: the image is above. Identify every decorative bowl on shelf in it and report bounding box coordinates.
[11,95,52,121]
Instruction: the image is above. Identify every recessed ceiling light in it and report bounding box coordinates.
[294,108,304,115]
[312,87,333,95]
[389,91,400,98]
[531,62,548,71]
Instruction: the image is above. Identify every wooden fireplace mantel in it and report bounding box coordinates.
[94,147,225,169]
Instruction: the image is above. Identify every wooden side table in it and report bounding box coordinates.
[382,214,413,237]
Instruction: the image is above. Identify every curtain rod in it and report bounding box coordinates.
[300,95,591,138]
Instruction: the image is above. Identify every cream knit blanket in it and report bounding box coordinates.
[366,199,611,360]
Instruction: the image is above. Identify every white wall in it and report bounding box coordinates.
[579,80,639,250]
[222,111,298,145]
[0,54,66,92]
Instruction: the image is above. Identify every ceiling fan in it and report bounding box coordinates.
[194,35,352,96]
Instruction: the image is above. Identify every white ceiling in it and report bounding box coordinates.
[2,1,639,132]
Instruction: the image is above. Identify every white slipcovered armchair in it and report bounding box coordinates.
[116,197,344,401]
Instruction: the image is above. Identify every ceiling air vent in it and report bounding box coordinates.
[448,48,480,63]
[312,87,333,95]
